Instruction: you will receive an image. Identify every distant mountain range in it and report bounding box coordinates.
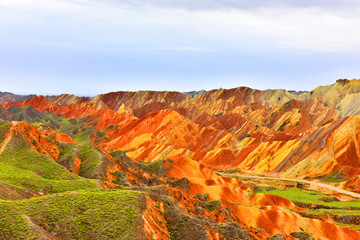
[0,91,61,102]
[0,91,36,102]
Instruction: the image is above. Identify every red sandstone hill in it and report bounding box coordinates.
[2,79,360,239]
[3,80,360,184]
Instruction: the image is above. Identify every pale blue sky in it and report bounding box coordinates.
[0,0,359,95]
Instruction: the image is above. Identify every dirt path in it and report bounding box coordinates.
[229,174,360,198]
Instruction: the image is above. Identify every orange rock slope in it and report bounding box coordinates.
[3,80,360,183]
[2,79,360,239]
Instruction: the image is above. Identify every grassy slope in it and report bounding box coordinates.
[31,113,103,178]
[0,134,98,195]
[320,171,347,183]
[29,112,104,179]
[57,142,103,179]
[256,187,360,208]
[255,185,360,231]
[0,121,143,239]
[0,190,141,240]
[0,122,11,143]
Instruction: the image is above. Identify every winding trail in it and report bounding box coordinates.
[227,174,360,198]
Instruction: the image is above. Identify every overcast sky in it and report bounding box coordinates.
[0,0,359,95]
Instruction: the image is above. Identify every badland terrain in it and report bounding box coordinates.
[2,79,360,239]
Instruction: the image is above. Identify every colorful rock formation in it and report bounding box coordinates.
[2,79,360,239]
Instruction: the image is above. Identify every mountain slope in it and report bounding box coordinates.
[2,80,360,239]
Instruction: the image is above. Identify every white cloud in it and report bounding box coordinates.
[0,0,359,53]
[191,7,360,52]
[109,0,360,11]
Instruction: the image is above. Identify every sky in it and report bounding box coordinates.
[0,0,360,96]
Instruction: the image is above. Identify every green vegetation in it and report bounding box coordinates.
[305,208,360,216]
[139,159,167,176]
[218,168,241,174]
[253,183,360,231]
[290,231,314,240]
[73,128,94,145]
[0,122,11,144]
[110,150,125,158]
[321,171,347,183]
[33,112,70,128]
[18,110,105,179]
[26,110,95,145]
[200,200,221,212]
[112,171,128,186]
[0,134,98,197]
[256,186,360,208]
[78,145,102,179]
[256,187,332,205]
[57,142,104,180]
[94,129,107,143]
[57,143,78,171]
[4,106,99,147]
[0,190,141,239]
[167,217,187,240]
[336,222,360,231]
[0,201,30,239]
[251,185,276,192]
[0,111,144,239]
[268,234,285,240]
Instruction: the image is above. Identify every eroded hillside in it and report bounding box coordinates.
[2,79,360,239]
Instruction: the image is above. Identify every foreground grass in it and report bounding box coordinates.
[0,190,141,239]
[0,121,143,239]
